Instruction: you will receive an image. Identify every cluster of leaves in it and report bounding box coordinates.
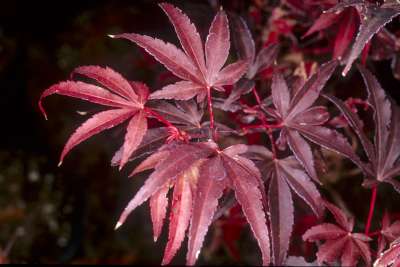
[39,1,400,265]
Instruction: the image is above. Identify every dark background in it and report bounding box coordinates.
[0,0,253,264]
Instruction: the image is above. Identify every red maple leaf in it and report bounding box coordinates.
[115,142,271,266]
[110,3,248,102]
[39,66,152,169]
[303,200,372,266]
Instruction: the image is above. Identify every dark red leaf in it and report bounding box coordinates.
[186,157,226,265]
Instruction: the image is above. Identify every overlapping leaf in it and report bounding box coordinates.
[39,65,150,169]
[303,201,372,266]
[115,142,270,266]
[110,3,248,102]
[269,60,365,183]
[325,65,400,190]
[377,212,400,255]
[304,0,400,76]
[216,15,279,112]
[247,145,323,265]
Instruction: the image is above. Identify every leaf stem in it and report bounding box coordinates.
[145,108,174,128]
[252,87,262,106]
[365,186,377,235]
[206,86,217,140]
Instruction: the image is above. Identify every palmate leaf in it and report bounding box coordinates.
[269,60,365,182]
[325,65,400,190]
[304,0,400,76]
[39,66,150,169]
[111,3,248,102]
[116,141,270,266]
[378,212,400,254]
[248,145,323,265]
[303,3,360,61]
[342,0,400,76]
[213,14,279,112]
[303,201,371,266]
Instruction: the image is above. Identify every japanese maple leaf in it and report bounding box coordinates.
[215,14,279,112]
[303,201,372,266]
[246,145,323,265]
[39,66,151,169]
[115,142,270,266]
[110,3,248,102]
[377,211,400,254]
[310,0,400,76]
[325,65,400,191]
[303,2,359,60]
[374,238,400,267]
[269,60,364,183]
[111,99,234,166]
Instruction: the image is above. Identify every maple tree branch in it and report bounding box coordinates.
[365,186,377,235]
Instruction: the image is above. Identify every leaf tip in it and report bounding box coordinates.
[114,221,122,230]
[108,34,116,38]
[38,100,49,120]
[57,161,63,167]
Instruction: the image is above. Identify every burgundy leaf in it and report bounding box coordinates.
[116,144,214,228]
[222,155,271,266]
[73,65,139,102]
[222,144,248,157]
[333,8,358,59]
[129,150,169,177]
[150,80,204,101]
[291,106,330,126]
[323,93,376,163]
[248,44,279,78]
[213,60,249,86]
[159,2,206,76]
[294,125,369,175]
[231,14,255,64]
[341,240,359,266]
[316,237,347,265]
[383,106,400,174]
[205,10,230,84]
[279,158,323,217]
[219,79,254,111]
[288,60,338,118]
[286,129,318,183]
[271,73,290,118]
[303,12,341,38]
[269,163,294,265]
[120,110,148,169]
[130,81,150,105]
[175,100,204,127]
[60,109,135,165]
[111,33,201,83]
[303,223,346,241]
[186,157,226,265]
[352,237,372,266]
[150,182,170,242]
[111,127,169,166]
[358,64,391,175]
[342,2,400,76]
[162,169,194,265]
[323,200,353,231]
[39,81,136,119]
